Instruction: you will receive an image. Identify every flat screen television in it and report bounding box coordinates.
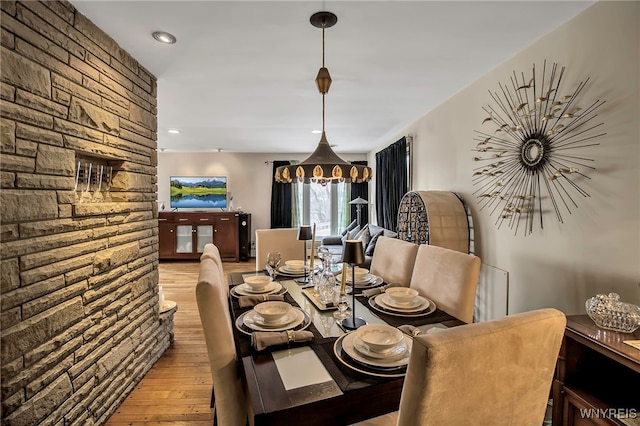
[169,176,227,209]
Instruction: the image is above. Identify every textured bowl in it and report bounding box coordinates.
[244,275,273,291]
[355,324,404,353]
[285,260,305,271]
[385,287,419,305]
[352,267,369,279]
[254,301,291,323]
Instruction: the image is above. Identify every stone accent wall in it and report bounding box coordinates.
[0,1,172,424]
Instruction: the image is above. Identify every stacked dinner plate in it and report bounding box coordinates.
[333,324,412,378]
[230,278,286,298]
[346,270,383,289]
[369,288,436,318]
[235,301,311,335]
[277,260,322,278]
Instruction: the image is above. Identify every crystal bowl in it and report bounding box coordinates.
[585,293,640,333]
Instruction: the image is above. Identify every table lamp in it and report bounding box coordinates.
[340,240,367,330]
[296,225,313,284]
[348,197,368,228]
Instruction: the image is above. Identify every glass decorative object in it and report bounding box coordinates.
[314,248,336,305]
[585,293,640,333]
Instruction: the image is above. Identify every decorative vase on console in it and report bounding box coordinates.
[586,293,640,333]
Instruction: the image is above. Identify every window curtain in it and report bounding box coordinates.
[350,160,369,227]
[270,161,292,228]
[375,137,408,231]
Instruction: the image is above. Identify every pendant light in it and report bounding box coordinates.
[274,11,372,185]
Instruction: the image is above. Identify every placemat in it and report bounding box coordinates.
[355,294,454,327]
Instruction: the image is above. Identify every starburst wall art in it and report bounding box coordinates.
[472,61,606,236]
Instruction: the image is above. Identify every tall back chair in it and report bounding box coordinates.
[195,258,246,426]
[200,243,225,285]
[409,244,481,324]
[353,309,566,426]
[255,228,304,271]
[397,308,566,426]
[369,237,419,287]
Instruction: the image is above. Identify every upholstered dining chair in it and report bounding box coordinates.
[369,237,419,287]
[195,258,247,426]
[409,244,481,324]
[200,243,225,284]
[353,308,567,426]
[255,228,305,271]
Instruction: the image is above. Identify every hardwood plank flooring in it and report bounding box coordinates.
[105,260,254,425]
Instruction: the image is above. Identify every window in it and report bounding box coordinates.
[292,182,350,236]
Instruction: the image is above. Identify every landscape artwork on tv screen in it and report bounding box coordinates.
[170,176,227,209]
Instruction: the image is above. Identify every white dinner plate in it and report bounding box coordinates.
[233,282,282,296]
[334,332,413,377]
[346,273,374,284]
[235,307,311,336]
[243,308,304,332]
[352,334,408,360]
[377,294,430,311]
[369,295,437,318]
[350,275,383,289]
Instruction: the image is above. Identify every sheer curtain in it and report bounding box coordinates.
[375,137,408,231]
[270,161,292,228]
[292,182,350,236]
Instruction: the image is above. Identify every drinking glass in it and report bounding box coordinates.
[333,288,351,320]
[266,252,281,279]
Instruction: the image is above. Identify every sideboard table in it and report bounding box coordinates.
[552,315,640,426]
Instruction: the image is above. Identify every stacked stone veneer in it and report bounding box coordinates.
[0,1,174,424]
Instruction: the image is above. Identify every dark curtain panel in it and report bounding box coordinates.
[375,137,408,231]
[270,161,292,228]
[350,160,369,226]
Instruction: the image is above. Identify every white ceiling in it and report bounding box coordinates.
[72,1,594,154]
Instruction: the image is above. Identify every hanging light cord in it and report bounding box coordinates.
[321,23,326,134]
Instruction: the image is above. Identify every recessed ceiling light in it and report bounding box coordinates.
[152,31,176,44]
[311,129,322,134]
[167,129,180,134]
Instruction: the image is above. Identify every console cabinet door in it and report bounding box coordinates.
[175,225,194,253]
[158,221,176,259]
[196,225,214,253]
[214,215,239,259]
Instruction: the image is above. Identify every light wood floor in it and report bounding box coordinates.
[105,260,253,426]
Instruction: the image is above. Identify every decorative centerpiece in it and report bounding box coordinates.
[586,293,640,333]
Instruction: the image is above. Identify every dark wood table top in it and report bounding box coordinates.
[565,314,640,373]
[228,271,464,426]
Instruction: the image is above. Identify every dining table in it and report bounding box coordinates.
[227,270,465,426]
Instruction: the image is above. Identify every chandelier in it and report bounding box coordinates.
[274,12,372,185]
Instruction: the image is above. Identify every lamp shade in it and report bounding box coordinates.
[348,197,368,205]
[342,240,365,265]
[297,225,313,241]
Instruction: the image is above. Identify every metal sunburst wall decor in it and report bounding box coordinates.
[471,61,606,235]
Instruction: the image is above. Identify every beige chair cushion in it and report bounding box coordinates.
[255,228,305,271]
[200,243,225,284]
[409,244,480,324]
[195,258,246,426]
[369,237,418,287]
[397,308,566,426]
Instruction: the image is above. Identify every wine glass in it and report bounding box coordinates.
[266,252,281,279]
[333,288,352,320]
